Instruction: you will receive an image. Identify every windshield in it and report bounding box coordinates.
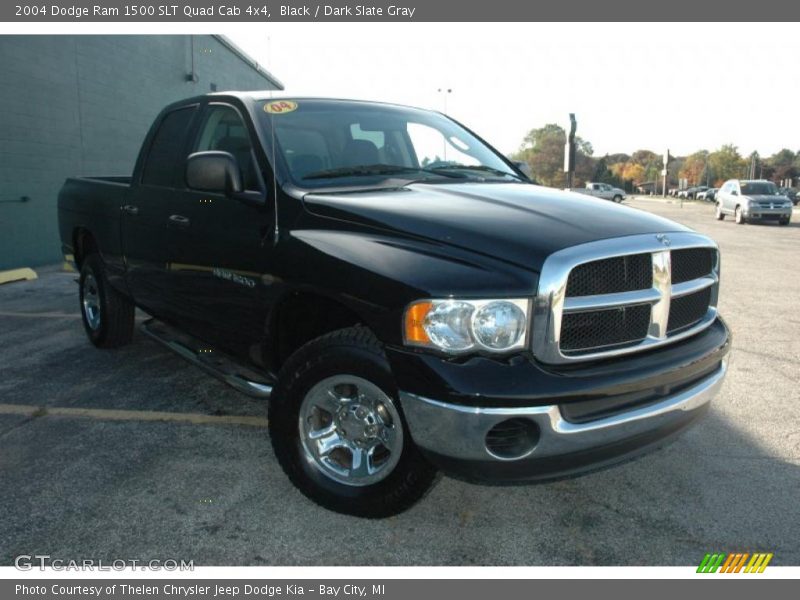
[257,99,522,189]
[741,182,779,195]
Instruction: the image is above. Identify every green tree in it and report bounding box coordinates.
[605,153,630,165]
[592,155,624,188]
[707,145,746,185]
[765,149,797,184]
[514,124,594,187]
[630,149,659,166]
[667,156,685,187]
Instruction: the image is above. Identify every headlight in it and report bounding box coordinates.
[472,301,528,349]
[404,298,530,354]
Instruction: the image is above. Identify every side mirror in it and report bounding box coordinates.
[185,151,243,194]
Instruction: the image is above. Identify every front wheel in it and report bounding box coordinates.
[715,204,725,220]
[79,254,135,348]
[779,216,790,226]
[268,326,437,518]
[735,205,746,225]
[613,195,622,203]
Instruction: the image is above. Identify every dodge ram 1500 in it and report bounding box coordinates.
[58,93,730,517]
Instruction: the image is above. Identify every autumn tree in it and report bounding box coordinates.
[679,151,710,186]
[622,163,646,183]
[606,149,662,190]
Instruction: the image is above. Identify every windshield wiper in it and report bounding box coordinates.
[303,164,463,180]
[427,164,524,181]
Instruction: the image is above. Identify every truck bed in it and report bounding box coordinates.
[57,176,132,268]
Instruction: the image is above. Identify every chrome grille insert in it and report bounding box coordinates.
[532,232,719,363]
[671,247,715,284]
[561,304,651,354]
[565,254,652,296]
[667,287,712,334]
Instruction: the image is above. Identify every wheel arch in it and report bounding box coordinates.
[72,227,99,271]
[266,290,379,373]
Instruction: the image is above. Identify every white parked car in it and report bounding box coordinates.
[567,182,626,202]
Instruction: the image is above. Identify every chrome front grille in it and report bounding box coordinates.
[532,233,719,364]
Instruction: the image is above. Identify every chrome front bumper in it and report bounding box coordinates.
[400,360,726,469]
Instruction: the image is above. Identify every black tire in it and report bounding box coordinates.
[735,205,745,225]
[613,195,622,203]
[715,204,725,221]
[268,326,438,518]
[779,217,790,226]
[79,254,135,348]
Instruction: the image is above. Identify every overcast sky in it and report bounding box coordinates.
[231,23,800,159]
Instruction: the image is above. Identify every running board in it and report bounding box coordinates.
[141,319,274,399]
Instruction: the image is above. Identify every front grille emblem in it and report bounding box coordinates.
[655,233,671,247]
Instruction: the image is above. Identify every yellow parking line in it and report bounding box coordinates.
[0,311,82,319]
[0,403,268,428]
[0,268,37,285]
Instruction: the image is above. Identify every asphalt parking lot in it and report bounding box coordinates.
[1,197,798,566]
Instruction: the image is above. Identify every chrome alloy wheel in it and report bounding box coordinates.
[299,375,404,486]
[82,273,102,330]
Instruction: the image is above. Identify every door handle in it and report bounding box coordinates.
[168,214,191,227]
[122,204,139,216]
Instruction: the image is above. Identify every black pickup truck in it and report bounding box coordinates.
[58,93,730,517]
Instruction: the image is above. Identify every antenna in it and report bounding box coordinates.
[268,88,279,243]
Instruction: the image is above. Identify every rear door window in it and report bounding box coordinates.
[141,106,197,187]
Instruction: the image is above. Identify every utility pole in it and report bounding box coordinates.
[564,113,577,189]
[662,149,670,199]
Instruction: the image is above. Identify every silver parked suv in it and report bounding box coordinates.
[715,179,792,225]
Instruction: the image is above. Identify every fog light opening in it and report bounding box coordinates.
[484,418,540,460]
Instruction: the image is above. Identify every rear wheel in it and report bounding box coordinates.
[79,254,135,348]
[268,326,437,517]
[735,205,745,225]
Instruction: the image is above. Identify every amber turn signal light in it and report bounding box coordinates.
[404,301,433,345]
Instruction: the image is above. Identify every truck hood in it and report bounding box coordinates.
[303,183,690,270]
